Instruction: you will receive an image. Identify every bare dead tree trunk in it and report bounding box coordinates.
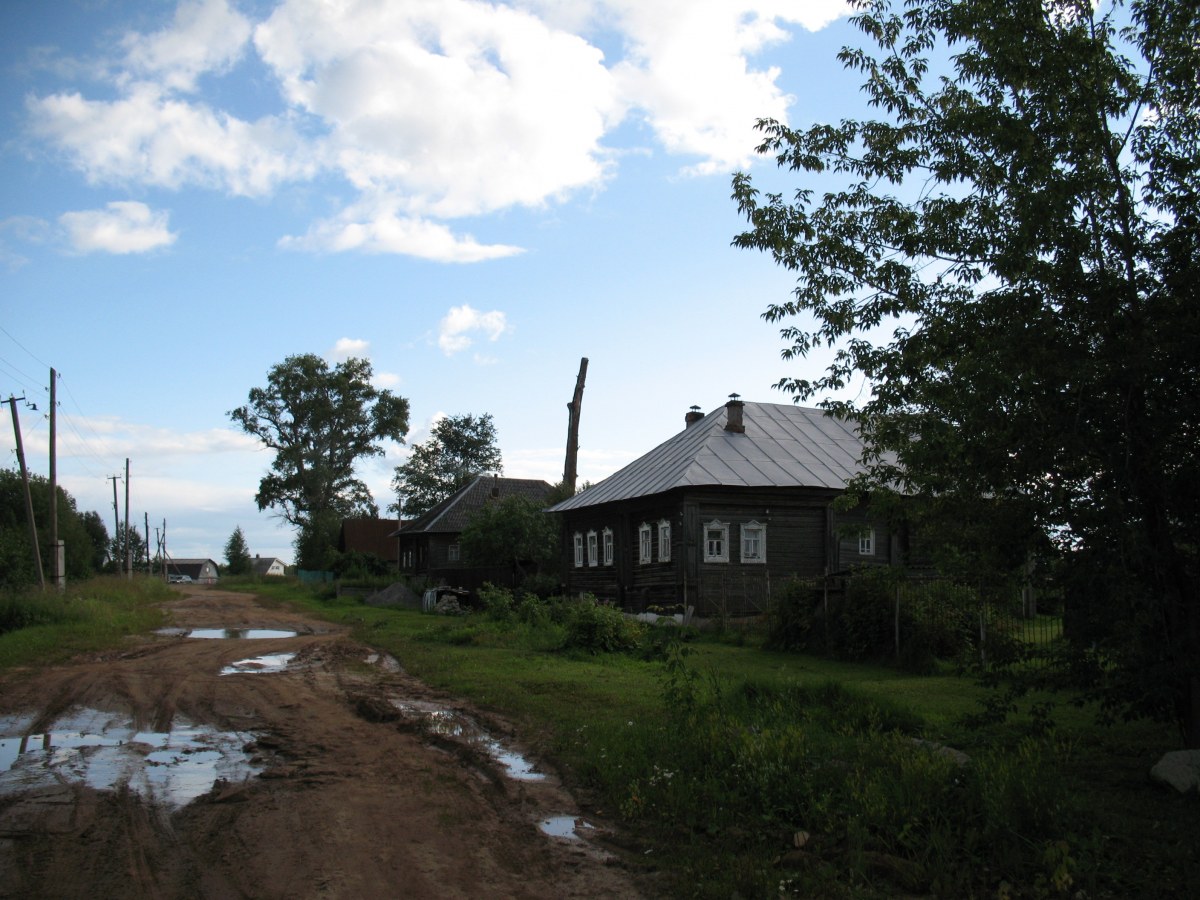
[563,357,588,496]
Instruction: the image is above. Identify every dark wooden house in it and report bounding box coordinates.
[338,517,402,567]
[547,397,899,617]
[393,475,555,593]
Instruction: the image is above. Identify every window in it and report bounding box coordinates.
[587,530,599,567]
[639,522,652,564]
[859,528,875,556]
[703,520,729,563]
[657,519,671,562]
[741,520,766,564]
[447,543,461,563]
[602,528,614,566]
[573,532,584,568]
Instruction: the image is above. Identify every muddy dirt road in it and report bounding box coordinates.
[0,587,651,898]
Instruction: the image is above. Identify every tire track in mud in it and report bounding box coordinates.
[0,586,653,899]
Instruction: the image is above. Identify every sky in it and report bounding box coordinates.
[1,0,871,565]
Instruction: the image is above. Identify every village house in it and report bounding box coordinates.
[165,558,220,584]
[393,475,555,594]
[547,396,899,618]
[338,517,403,568]
[250,555,287,578]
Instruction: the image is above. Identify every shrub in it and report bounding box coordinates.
[562,595,645,653]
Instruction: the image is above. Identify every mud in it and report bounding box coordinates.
[0,586,652,899]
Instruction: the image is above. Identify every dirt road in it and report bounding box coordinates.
[0,587,651,898]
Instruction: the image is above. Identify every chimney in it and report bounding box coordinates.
[724,393,745,434]
[491,473,500,498]
[684,405,704,428]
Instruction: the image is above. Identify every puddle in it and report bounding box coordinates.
[390,700,545,782]
[157,628,299,639]
[220,652,296,675]
[0,708,262,808]
[538,815,595,840]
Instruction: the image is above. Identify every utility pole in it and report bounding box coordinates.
[124,458,131,579]
[144,512,151,572]
[563,357,588,496]
[108,474,121,570]
[49,368,63,591]
[7,396,45,590]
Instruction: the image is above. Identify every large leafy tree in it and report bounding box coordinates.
[459,494,557,579]
[0,468,108,589]
[229,354,410,547]
[391,413,502,518]
[732,0,1199,744]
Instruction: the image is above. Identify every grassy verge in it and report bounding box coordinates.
[0,576,169,671]
[133,579,1200,896]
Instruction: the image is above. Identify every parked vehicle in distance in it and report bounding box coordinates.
[168,575,193,584]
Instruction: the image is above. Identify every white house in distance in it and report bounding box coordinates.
[251,555,287,577]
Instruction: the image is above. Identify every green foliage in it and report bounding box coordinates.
[391,413,502,518]
[733,0,1200,743]
[0,467,109,589]
[228,354,410,536]
[223,525,251,575]
[458,494,556,576]
[562,595,645,654]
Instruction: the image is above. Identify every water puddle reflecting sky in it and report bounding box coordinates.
[157,628,299,640]
[538,815,595,840]
[219,653,296,675]
[390,700,545,782]
[0,708,262,808]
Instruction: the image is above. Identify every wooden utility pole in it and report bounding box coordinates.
[124,458,131,579]
[7,396,45,590]
[563,357,588,496]
[49,368,61,590]
[108,474,121,569]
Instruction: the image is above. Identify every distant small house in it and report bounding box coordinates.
[394,475,555,593]
[548,397,900,618]
[166,558,220,585]
[338,518,402,566]
[250,555,287,578]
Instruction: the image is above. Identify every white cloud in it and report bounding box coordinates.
[120,0,253,93]
[24,0,850,258]
[437,305,510,355]
[279,199,524,262]
[59,201,177,254]
[329,337,370,360]
[28,85,315,197]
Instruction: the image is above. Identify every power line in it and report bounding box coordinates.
[0,325,51,371]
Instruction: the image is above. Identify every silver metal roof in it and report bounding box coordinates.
[548,402,867,511]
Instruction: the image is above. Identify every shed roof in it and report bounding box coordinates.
[548,401,867,512]
[396,475,555,535]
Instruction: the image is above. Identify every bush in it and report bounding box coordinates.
[562,595,645,653]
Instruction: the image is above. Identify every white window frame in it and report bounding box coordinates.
[573,532,584,568]
[741,520,766,564]
[638,522,652,564]
[447,543,461,563]
[703,520,729,563]
[858,528,875,557]
[657,519,671,563]
[587,530,599,567]
[602,527,614,566]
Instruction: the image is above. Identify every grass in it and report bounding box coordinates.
[0,576,168,670]
[6,575,1198,897]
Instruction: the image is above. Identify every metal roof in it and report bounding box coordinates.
[396,475,555,534]
[548,402,867,512]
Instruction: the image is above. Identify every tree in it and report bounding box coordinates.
[107,523,147,574]
[459,494,557,580]
[228,354,410,560]
[223,526,251,576]
[391,414,502,518]
[0,468,109,589]
[732,0,1199,744]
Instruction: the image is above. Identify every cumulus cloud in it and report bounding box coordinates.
[24,0,850,258]
[59,201,177,254]
[438,305,510,355]
[329,337,370,361]
[120,0,253,93]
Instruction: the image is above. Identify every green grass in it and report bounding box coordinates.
[0,576,169,670]
[7,576,1196,898]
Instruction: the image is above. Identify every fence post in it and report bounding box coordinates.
[978,581,988,670]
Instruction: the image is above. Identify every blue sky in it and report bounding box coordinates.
[1,0,867,563]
